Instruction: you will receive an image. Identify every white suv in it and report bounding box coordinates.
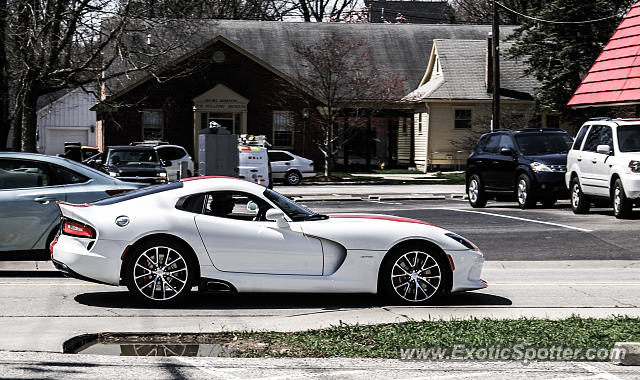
[566,118,640,218]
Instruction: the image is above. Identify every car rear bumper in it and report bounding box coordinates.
[51,235,123,285]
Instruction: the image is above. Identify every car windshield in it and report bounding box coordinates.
[515,133,573,155]
[263,188,327,221]
[108,149,159,165]
[617,125,640,152]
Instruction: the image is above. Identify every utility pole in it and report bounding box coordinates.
[492,0,501,130]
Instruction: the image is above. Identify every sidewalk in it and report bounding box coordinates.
[274,184,467,201]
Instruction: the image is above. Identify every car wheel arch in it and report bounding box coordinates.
[119,233,200,286]
[513,167,532,187]
[376,238,453,295]
[610,173,621,194]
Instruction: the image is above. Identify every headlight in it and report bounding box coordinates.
[159,172,167,177]
[530,162,553,172]
[108,171,118,177]
[445,233,479,252]
[630,160,640,173]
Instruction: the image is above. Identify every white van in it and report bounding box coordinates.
[238,145,271,188]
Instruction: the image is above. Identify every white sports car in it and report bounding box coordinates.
[51,177,486,305]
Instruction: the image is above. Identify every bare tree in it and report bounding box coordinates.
[450,0,545,24]
[292,0,361,22]
[281,33,406,176]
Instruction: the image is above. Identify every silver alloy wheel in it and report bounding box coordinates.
[286,171,301,185]
[468,179,479,203]
[133,246,188,301]
[614,186,622,214]
[517,179,528,205]
[572,183,581,209]
[390,250,441,302]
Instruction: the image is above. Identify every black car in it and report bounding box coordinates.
[466,129,574,209]
[84,146,170,184]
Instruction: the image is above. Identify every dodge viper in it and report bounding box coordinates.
[51,177,486,305]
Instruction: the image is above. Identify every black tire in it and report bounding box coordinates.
[612,179,633,219]
[284,170,302,186]
[570,177,590,214]
[124,239,196,305]
[467,174,487,208]
[380,244,449,305]
[516,174,536,209]
[541,197,557,208]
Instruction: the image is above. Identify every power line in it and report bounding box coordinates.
[496,1,620,24]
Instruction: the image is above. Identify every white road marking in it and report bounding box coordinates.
[447,208,592,232]
[573,362,625,380]
[0,282,103,286]
[491,282,640,287]
[174,357,244,379]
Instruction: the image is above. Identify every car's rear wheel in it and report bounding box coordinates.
[125,239,194,305]
[467,174,487,208]
[516,174,536,209]
[571,177,590,214]
[380,245,449,305]
[284,170,302,186]
[612,179,632,219]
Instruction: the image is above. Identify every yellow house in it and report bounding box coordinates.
[401,38,558,172]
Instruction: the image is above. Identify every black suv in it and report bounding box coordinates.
[84,145,170,184]
[466,129,574,209]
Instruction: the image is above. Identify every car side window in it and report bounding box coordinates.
[497,135,516,150]
[483,135,502,154]
[179,191,273,221]
[600,126,614,151]
[52,165,90,185]
[0,159,59,189]
[583,125,604,152]
[158,147,186,161]
[473,135,489,153]
[268,152,294,162]
[572,126,589,150]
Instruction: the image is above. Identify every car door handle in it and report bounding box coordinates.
[285,162,290,165]
[577,158,582,162]
[592,160,597,164]
[33,196,56,204]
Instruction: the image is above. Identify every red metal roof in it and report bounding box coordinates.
[569,2,640,108]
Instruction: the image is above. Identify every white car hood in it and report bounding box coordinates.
[298,213,466,251]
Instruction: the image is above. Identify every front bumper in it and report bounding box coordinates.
[447,248,486,292]
[622,175,640,199]
[117,176,167,184]
[532,172,568,195]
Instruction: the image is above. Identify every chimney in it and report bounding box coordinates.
[486,32,493,92]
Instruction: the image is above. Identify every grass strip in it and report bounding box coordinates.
[227,316,640,359]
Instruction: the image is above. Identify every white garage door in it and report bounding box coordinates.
[45,128,89,155]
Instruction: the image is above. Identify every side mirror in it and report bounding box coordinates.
[162,160,172,167]
[596,144,612,155]
[266,208,289,228]
[500,147,515,156]
[246,201,258,213]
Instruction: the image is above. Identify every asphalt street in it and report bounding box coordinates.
[1,193,639,377]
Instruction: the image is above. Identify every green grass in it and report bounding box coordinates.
[163,317,640,359]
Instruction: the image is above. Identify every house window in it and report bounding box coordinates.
[141,110,164,140]
[273,111,294,148]
[454,109,472,129]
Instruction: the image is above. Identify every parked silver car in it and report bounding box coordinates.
[267,150,316,185]
[0,152,142,256]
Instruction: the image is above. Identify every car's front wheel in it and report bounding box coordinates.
[467,174,487,208]
[284,170,302,186]
[612,179,632,219]
[516,174,536,209]
[571,177,590,214]
[125,239,195,305]
[380,245,449,305]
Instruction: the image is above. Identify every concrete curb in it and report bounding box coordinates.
[613,342,640,366]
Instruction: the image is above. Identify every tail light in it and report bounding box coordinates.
[49,237,58,258]
[62,219,96,239]
[106,189,132,196]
